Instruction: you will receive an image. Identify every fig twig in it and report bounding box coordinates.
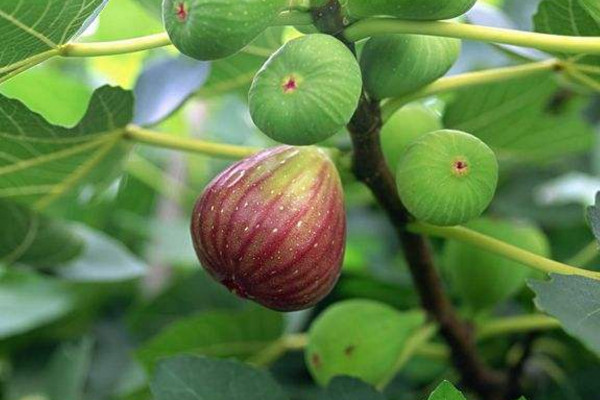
[124,125,261,160]
[381,59,562,122]
[344,18,600,55]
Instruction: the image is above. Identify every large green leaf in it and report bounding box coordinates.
[137,307,284,371]
[534,0,600,88]
[150,356,288,400]
[443,73,594,162]
[0,85,134,209]
[530,274,600,356]
[0,199,83,266]
[0,0,106,83]
[0,270,76,339]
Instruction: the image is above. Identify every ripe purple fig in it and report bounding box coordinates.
[191,146,346,311]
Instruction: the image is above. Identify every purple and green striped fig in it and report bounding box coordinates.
[191,146,346,311]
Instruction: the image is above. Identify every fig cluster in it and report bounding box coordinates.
[180,0,500,310]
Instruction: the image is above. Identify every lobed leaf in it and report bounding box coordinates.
[444,73,594,162]
[0,85,134,209]
[530,274,600,356]
[0,0,106,83]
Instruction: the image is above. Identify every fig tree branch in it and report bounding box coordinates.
[380,59,562,122]
[311,2,507,399]
[344,18,600,55]
[410,222,600,281]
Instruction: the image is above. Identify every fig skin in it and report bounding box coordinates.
[381,103,442,172]
[344,0,477,21]
[249,34,362,145]
[191,146,346,311]
[162,0,287,61]
[396,130,498,226]
[361,34,461,100]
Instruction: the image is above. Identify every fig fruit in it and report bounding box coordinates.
[249,34,362,145]
[190,146,346,311]
[344,0,477,21]
[163,0,287,61]
[443,218,550,311]
[360,34,461,99]
[305,299,424,386]
[396,130,498,226]
[381,103,442,171]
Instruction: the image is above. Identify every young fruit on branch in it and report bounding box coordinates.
[396,130,498,226]
[381,103,442,172]
[190,146,346,311]
[306,299,425,386]
[344,0,477,21]
[163,0,287,60]
[360,34,461,99]
[443,217,550,311]
[249,34,362,145]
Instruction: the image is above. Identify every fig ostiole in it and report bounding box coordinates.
[344,0,477,21]
[162,0,287,61]
[249,34,362,145]
[443,217,550,312]
[396,130,498,226]
[191,146,346,311]
[360,34,461,100]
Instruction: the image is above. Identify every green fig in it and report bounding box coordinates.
[344,0,477,21]
[360,34,461,100]
[163,0,287,61]
[443,218,550,311]
[381,103,442,172]
[249,34,362,145]
[396,130,498,226]
[306,300,425,386]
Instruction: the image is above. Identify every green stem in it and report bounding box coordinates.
[567,240,599,268]
[409,222,600,280]
[381,59,560,121]
[477,315,561,340]
[344,18,600,55]
[250,314,561,370]
[124,125,260,160]
[59,33,172,57]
